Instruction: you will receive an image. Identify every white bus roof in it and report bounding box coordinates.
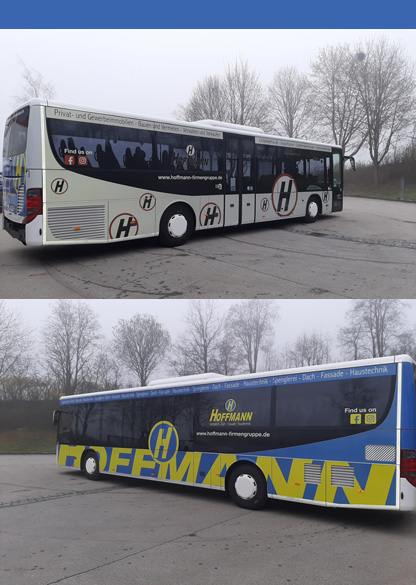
[59,354,414,403]
[18,98,341,150]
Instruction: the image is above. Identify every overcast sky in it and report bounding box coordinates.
[4,299,416,370]
[1,29,416,153]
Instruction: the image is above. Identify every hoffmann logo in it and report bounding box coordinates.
[210,400,253,423]
[109,214,139,239]
[199,203,222,227]
[271,174,298,217]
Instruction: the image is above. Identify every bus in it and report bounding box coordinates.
[3,99,354,247]
[53,355,416,511]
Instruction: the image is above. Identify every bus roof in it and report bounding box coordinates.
[59,354,414,404]
[16,98,341,151]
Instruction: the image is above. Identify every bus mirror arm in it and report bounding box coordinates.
[343,155,356,171]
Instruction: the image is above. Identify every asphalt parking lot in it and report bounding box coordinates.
[1,455,416,585]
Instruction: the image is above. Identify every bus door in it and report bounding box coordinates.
[224,135,255,226]
[331,150,343,212]
[56,410,71,445]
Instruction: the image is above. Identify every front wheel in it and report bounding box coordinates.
[304,196,320,223]
[227,464,268,510]
[159,204,195,247]
[83,451,100,480]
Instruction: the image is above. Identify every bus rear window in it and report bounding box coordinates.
[3,106,30,157]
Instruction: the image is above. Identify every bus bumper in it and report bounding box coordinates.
[400,478,416,511]
[3,215,43,245]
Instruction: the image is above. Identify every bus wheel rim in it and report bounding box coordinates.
[168,214,187,238]
[308,201,318,217]
[85,457,96,474]
[235,474,257,500]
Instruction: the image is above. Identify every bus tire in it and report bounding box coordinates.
[82,451,100,481]
[304,196,320,223]
[227,464,268,510]
[159,204,195,247]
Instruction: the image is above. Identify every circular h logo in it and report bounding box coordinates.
[149,421,179,463]
[271,174,298,217]
[225,399,236,412]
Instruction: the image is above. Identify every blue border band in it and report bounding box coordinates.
[2,1,415,28]
[61,363,397,405]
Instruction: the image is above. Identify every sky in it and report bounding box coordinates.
[1,28,416,160]
[4,299,416,370]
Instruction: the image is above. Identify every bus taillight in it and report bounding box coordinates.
[24,188,43,223]
[401,449,416,487]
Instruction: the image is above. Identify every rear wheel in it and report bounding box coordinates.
[159,204,195,247]
[83,451,100,480]
[304,196,320,223]
[227,464,268,510]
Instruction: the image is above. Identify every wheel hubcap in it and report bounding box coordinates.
[308,201,318,217]
[167,214,187,238]
[85,457,96,474]
[235,474,258,500]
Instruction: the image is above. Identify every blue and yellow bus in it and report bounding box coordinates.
[54,355,416,511]
[3,99,353,247]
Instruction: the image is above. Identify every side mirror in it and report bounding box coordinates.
[344,155,356,171]
[52,410,60,425]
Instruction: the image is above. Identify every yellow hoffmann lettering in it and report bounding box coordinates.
[270,458,308,500]
[160,452,193,482]
[154,426,173,460]
[109,448,133,472]
[92,446,108,471]
[209,409,253,423]
[132,449,158,477]
[58,444,70,466]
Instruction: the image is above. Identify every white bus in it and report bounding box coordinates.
[3,99,354,247]
[54,355,416,511]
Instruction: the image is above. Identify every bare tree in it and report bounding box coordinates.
[352,37,416,186]
[261,346,282,372]
[211,336,242,376]
[268,66,315,139]
[170,300,223,375]
[43,300,101,396]
[338,299,412,359]
[176,74,227,122]
[389,330,416,358]
[226,300,277,373]
[113,313,170,386]
[0,301,33,400]
[14,61,56,106]
[177,58,269,129]
[309,44,367,155]
[337,321,365,360]
[224,58,269,128]
[283,332,332,368]
[85,342,127,392]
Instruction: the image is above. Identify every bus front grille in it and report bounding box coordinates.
[47,205,106,240]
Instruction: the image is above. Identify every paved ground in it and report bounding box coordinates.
[0,197,415,299]
[1,454,416,585]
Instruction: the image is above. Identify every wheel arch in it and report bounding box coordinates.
[158,201,197,246]
[158,201,196,234]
